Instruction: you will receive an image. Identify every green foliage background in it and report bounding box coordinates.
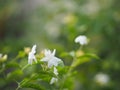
[0,0,120,90]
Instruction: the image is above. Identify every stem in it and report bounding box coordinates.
[16,86,20,90]
[22,64,30,71]
[60,45,83,89]
[60,57,76,90]
[0,63,5,74]
[79,45,83,51]
[0,67,4,74]
[11,55,19,62]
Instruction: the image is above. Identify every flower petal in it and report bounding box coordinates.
[28,45,37,65]
[75,35,88,45]
[50,77,58,84]
[54,67,58,75]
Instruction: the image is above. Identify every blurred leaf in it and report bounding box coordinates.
[18,51,26,58]
[58,66,69,76]
[19,71,54,87]
[21,82,45,90]
[72,53,100,68]
[60,52,69,57]
[6,62,20,69]
[0,78,6,88]
[19,72,52,90]
[7,69,23,80]
[82,53,100,60]
[60,51,75,58]
[0,62,20,74]
[58,60,64,67]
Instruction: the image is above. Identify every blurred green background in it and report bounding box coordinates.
[0,0,120,90]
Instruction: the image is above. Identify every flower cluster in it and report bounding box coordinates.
[27,35,88,84]
[41,49,62,84]
[28,45,63,84]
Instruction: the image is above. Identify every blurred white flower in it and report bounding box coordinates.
[0,54,2,58]
[41,49,62,68]
[2,54,8,60]
[75,35,88,45]
[45,22,60,38]
[63,14,77,25]
[50,77,58,84]
[0,53,8,62]
[94,73,110,85]
[28,45,37,65]
[80,0,100,16]
[54,67,58,76]
[24,47,31,54]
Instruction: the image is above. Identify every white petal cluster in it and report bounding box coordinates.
[28,45,37,65]
[41,49,62,84]
[94,73,110,85]
[27,46,63,84]
[75,35,88,45]
[41,49,62,68]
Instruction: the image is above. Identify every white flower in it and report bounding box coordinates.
[41,49,62,68]
[28,45,37,65]
[94,73,110,85]
[75,35,88,45]
[54,67,58,76]
[50,77,58,84]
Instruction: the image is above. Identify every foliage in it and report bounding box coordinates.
[0,0,120,90]
[0,36,100,90]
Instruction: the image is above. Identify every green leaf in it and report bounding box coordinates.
[6,62,20,69]
[21,82,45,90]
[82,53,100,60]
[6,69,23,80]
[18,51,26,58]
[60,52,69,57]
[19,73,51,90]
[19,72,53,87]
[72,53,100,68]
[0,78,6,88]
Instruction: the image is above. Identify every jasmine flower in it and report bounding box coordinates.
[41,49,62,68]
[28,45,37,65]
[75,35,88,45]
